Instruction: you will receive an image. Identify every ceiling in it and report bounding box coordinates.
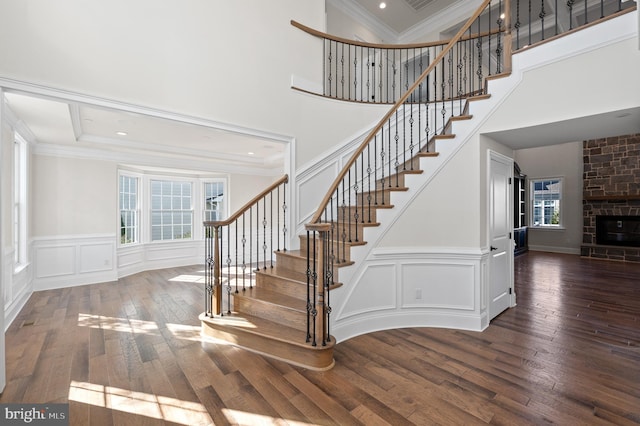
[4,2,639,168]
[349,0,460,34]
[4,91,287,173]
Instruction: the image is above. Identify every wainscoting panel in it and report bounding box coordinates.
[3,246,33,329]
[117,240,203,279]
[400,262,475,310]
[332,248,488,342]
[32,234,117,290]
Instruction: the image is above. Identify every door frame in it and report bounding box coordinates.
[487,150,516,319]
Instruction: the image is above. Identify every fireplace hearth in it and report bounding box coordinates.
[596,215,640,247]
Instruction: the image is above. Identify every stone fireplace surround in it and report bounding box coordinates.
[582,133,640,263]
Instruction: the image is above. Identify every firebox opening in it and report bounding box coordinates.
[595,215,640,247]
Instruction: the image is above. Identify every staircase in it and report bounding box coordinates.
[200,0,637,370]
[200,90,498,370]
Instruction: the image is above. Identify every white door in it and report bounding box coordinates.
[488,151,514,320]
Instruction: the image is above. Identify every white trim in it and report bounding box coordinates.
[331,247,489,342]
[0,78,294,177]
[400,0,483,43]
[528,246,581,255]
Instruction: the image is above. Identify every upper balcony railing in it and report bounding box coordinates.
[292,0,636,105]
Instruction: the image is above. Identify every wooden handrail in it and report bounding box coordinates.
[291,18,503,50]
[204,174,288,227]
[306,0,493,225]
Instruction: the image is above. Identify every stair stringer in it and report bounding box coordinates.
[327,72,525,343]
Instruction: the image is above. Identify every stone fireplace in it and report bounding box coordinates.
[581,133,640,262]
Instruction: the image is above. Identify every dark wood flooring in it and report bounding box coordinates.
[2,251,639,425]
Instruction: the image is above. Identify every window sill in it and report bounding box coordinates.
[14,262,30,275]
[529,226,566,231]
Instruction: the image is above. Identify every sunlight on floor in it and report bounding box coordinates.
[77,313,209,342]
[77,314,158,334]
[68,381,213,425]
[169,274,205,283]
[222,408,317,426]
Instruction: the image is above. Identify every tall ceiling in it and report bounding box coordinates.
[349,0,459,33]
[4,0,639,169]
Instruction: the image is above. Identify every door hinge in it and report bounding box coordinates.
[509,288,513,294]
[509,177,512,184]
[509,232,512,239]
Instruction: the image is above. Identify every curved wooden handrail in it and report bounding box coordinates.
[291,18,503,51]
[306,0,493,226]
[204,174,288,227]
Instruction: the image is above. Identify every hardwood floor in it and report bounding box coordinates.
[2,251,639,425]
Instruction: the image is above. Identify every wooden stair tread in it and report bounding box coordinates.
[258,266,344,290]
[433,133,455,139]
[238,286,306,311]
[200,312,336,365]
[280,250,355,267]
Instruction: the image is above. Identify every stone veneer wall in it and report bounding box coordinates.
[582,133,640,262]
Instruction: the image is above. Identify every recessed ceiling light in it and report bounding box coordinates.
[379,2,386,9]
[116,131,128,136]
[248,152,255,155]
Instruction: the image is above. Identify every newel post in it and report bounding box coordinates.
[305,222,331,346]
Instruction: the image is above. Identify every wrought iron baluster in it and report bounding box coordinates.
[305,229,312,342]
[515,0,521,49]
[226,226,231,314]
[262,196,267,270]
[540,0,546,40]
[270,192,273,268]
[242,214,246,291]
[366,144,372,222]
[396,108,401,179]
[528,0,532,46]
[282,180,287,251]
[568,0,574,30]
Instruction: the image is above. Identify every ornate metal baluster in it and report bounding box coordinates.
[226,225,231,314]
[327,40,333,96]
[282,180,287,251]
[396,107,400,185]
[262,196,267,270]
[528,0,532,46]
[440,56,446,133]
[270,192,273,268]
[515,0,521,49]
[540,0,546,41]
[568,0,574,30]
[366,144,372,222]
[242,214,246,291]
[497,2,504,73]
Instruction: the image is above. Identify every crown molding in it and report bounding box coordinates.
[32,142,283,177]
[398,0,483,43]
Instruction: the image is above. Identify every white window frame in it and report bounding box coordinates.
[529,177,563,228]
[117,169,228,245]
[118,173,140,246]
[150,179,194,242]
[13,133,28,269]
[203,180,226,222]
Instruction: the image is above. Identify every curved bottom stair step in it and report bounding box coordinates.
[200,312,335,371]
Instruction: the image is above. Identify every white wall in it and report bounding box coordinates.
[0,0,384,169]
[515,141,584,254]
[0,88,6,393]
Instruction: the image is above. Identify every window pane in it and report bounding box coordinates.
[119,175,138,244]
[531,178,561,226]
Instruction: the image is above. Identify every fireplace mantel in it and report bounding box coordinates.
[584,194,640,201]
